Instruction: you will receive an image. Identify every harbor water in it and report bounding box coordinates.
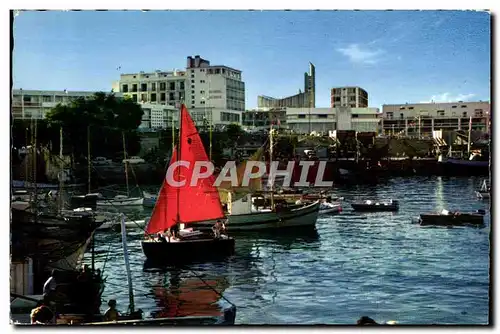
[86,176,490,324]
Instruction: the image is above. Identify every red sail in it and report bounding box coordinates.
[145,105,224,235]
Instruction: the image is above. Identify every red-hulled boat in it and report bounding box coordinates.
[141,105,235,264]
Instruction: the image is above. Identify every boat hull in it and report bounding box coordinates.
[475,191,490,200]
[351,202,399,212]
[193,201,320,231]
[96,197,144,206]
[419,214,484,227]
[141,237,235,264]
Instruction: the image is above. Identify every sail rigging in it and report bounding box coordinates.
[145,105,225,235]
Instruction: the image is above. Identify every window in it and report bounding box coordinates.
[400,106,405,110]
[352,114,359,118]
[180,82,185,90]
[141,83,147,92]
[318,114,327,118]
[191,80,195,83]
[169,93,175,100]
[132,84,138,92]
[400,113,404,119]
[452,105,457,108]
[151,93,157,102]
[169,82,176,90]
[335,97,340,102]
[132,94,138,102]
[122,84,129,93]
[200,80,205,83]
[192,100,195,105]
[200,90,205,94]
[215,69,221,74]
[386,112,393,119]
[160,82,166,90]
[461,105,467,108]
[141,93,147,102]
[298,114,306,119]
[463,112,467,117]
[151,83,156,91]
[437,110,445,117]
[200,100,206,105]
[42,96,52,102]
[160,93,166,101]
[409,107,414,110]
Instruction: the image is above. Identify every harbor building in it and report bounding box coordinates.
[115,55,245,128]
[381,101,491,137]
[242,107,287,130]
[286,107,381,134]
[330,86,368,108]
[11,89,112,120]
[257,63,316,109]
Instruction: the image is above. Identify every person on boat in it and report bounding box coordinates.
[43,270,58,304]
[157,232,167,243]
[103,299,120,322]
[164,229,172,242]
[30,298,55,324]
[220,220,227,235]
[213,220,222,238]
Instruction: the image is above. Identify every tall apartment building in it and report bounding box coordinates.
[258,63,316,108]
[381,101,490,136]
[115,55,245,128]
[11,89,114,120]
[330,86,368,108]
[117,70,187,106]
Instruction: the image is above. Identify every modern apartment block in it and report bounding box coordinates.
[115,55,245,128]
[381,101,491,137]
[330,86,368,108]
[257,63,316,108]
[11,89,115,120]
[139,103,178,130]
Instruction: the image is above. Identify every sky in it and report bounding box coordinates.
[12,10,491,109]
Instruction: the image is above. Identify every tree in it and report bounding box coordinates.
[45,92,144,160]
[225,123,243,145]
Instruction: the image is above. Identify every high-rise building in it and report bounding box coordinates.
[330,86,368,108]
[115,55,245,127]
[257,63,316,108]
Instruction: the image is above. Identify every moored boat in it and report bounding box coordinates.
[96,194,144,206]
[141,105,235,264]
[319,201,342,215]
[351,199,399,212]
[419,209,485,227]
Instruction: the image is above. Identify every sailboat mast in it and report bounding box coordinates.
[33,117,38,210]
[87,126,91,194]
[120,214,135,313]
[467,116,472,156]
[122,131,130,196]
[58,127,64,212]
[269,122,274,210]
[176,106,182,225]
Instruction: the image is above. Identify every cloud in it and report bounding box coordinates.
[420,92,476,103]
[337,44,385,65]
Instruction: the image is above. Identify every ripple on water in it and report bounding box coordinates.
[84,176,490,324]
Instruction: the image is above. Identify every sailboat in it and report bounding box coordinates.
[141,105,235,263]
[193,127,321,232]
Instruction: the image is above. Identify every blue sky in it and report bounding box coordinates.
[13,10,491,109]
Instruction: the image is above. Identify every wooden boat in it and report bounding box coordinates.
[351,199,399,212]
[141,105,235,264]
[419,209,485,227]
[319,201,342,215]
[193,193,320,231]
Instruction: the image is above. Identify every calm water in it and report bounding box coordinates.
[85,176,490,325]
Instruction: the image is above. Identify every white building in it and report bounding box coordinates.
[286,107,380,134]
[11,89,111,120]
[382,101,491,136]
[139,103,178,130]
[114,55,245,128]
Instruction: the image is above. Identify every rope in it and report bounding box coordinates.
[188,270,236,308]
